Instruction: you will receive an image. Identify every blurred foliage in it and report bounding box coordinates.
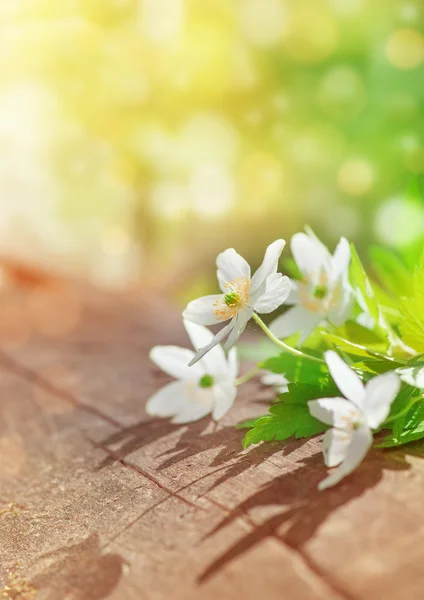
[0,0,423,291]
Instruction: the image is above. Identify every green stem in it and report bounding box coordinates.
[252,313,324,364]
[235,366,260,386]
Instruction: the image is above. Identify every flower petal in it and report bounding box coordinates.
[172,402,213,424]
[183,294,225,326]
[327,286,354,327]
[188,320,235,366]
[330,237,351,286]
[364,371,400,429]
[322,427,352,467]
[217,248,251,292]
[183,320,230,380]
[261,372,289,394]
[325,351,366,409]
[212,382,237,420]
[224,308,253,348]
[150,346,204,380]
[269,305,322,339]
[318,424,373,490]
[227,347,239,380]
[308,397,362,428]
[253,273,291,314]
[250,239,286,299]
[398,366,424,388]
[291,232,330,281]
[285,281,299,305]
[146,380,189,418]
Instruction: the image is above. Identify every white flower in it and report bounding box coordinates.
[261,372,289,394]
[270,230,354,343]
[183,239,290,365]
[308,351,400,490]
[397,366,424,388]
[146,320,238,424]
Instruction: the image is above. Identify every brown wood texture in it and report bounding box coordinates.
[1,277,424,599]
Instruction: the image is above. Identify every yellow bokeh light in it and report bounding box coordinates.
[283,6,339,64]
[239,153,284,202]
[139,0,184,42]
[190,164,236,218]
[385,28,424,69]
[337,158,375,196]
[239,0,286,47]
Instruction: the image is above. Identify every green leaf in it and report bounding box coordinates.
[349,244,389,341]
[261,353,329,385]
[400,249,424,353]
[236,418,261,430]
[283,257,302,280]
[351,359,405,375]
[321,332,390,360]
[242,384,330,448]
[369,245,412,299]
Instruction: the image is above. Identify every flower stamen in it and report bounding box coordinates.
[214,277,250,321]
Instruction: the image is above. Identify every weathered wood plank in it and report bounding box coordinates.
[2,279,424,599]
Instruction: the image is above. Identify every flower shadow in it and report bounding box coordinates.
[30,533,125,600]
[198,447,412,583]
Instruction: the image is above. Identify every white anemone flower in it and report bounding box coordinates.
[146,320,238,424]
[270,230,354,343]
[261,372,289,394]
[308,351,400,490]
[183,239,290,365]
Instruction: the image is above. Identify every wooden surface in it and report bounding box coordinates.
[1,275,424,599]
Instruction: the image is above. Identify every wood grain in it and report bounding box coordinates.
[1,277,424,599]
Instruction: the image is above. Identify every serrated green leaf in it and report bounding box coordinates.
[242,383,335,448]
[261,353,329,385]
[236,418,261,430]
[349,244,389,341]
[400,249,424,353]
[321,332,389,360]
[369,245,412,299]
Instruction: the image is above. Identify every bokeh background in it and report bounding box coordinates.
[1,0,424,304]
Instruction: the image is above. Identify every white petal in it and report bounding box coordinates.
[253,274,291,314]
[212,382,237,421]
[172,402,213,424]
[224,308,253,349]
[329,237,351,286]
[398,366,424,388]
[216,248,251,292]
[325,351,366,409]
[149,346,204,380]
[291,232,331,281]
[183,295,225,326]
[285,281,299,305]
[227,347,239,380]
[364,372,400,429]
[318,424,373,490]
[250,239,286,299]
[308,397,362,428]
[261,372,289,387]
[183,320,229,380]
[188,320,234,366]
[261,372,289,394]
[322,428,352,467]
[327,286,354,327]
[269,305,321,339]
[146,381,189,418]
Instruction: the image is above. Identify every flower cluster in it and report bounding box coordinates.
[148,227,424,490]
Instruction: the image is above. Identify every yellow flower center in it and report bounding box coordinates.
[214,277,250,321]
